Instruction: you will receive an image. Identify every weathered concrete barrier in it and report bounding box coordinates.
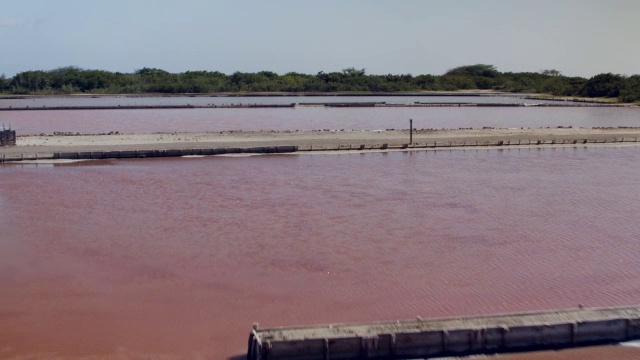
[247,305,640,360]
[51,145,299,160]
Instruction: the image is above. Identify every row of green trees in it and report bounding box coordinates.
[1,65,639,102]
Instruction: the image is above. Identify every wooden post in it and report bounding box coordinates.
[409,119,413,145]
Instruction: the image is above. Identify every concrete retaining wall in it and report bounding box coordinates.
[247,305,640,360]
[49,145,299,160]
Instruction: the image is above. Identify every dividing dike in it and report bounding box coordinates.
[1,136,639,163]
[247,305,640,360]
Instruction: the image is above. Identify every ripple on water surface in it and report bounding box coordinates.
[1,146,640,358]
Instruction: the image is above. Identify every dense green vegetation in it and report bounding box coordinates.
[1,65,639,103]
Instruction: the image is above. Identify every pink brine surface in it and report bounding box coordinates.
[2,146,640,359]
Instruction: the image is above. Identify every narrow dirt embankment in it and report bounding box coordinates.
[2,127,640,158]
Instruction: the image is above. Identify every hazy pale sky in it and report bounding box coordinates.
[1,0,638,77]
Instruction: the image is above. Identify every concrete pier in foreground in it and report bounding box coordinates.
[247,305,640,360]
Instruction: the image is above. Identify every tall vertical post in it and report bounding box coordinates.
[409,119,413,145]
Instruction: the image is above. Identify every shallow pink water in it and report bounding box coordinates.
[3,106,640,135]
[2,146,640,359]
[0,95,567,108]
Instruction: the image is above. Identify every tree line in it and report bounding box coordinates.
[1,64,639,103]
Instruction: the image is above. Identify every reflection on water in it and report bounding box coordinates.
[1,159,116,168]
[1,146,640,359]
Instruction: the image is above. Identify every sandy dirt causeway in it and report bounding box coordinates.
[2,128,640,158]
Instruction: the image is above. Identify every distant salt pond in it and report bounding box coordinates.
[0,94,566,108]
[1,101,638,135]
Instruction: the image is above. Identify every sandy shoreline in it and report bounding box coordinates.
[2,128,640,158]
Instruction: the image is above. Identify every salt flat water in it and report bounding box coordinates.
[2,105,639,135]
[0,95,564,108]
[2,146,640,359]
